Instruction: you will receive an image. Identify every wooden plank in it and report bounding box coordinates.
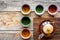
[33,18,60,40]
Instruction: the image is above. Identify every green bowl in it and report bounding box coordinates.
[21,16,31,27]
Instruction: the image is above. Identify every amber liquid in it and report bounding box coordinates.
[22,5,30,13]
[48,5,57,13]
[22,29,30,37]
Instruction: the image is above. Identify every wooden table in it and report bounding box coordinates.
[33,18,60,40]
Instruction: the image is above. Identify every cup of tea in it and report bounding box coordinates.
[35,4,45,15]
[48,4,58,15]
[21,4,31,15]
[21,16,31,27]
[20,28,31,39]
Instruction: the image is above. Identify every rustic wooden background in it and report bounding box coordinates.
[0,11,33,40]
[33,11,60,40]
[0,11,60,40]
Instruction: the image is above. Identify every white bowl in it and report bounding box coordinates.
[21,4,31,15]
[35,4,45,15]
[20,28,31,39]
[48,4,58,15]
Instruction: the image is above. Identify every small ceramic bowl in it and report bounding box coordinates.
[21,4,31,15]
[20,28,31,39]
[48,4,58,15]
[35,4,45,16]
[21,16,31,27]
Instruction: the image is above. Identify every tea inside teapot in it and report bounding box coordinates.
[43,24,53,34]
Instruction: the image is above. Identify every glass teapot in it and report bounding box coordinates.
[38,20,54,39]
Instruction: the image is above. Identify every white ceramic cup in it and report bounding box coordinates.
[20,28,31,39]
[35,4,45,15]
[21,4,31,15]
[48,4,58,15]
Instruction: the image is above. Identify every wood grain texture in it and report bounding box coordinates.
[0,11,60,40]
[33,18,60,40]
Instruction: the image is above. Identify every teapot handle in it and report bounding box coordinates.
[38,33,44,39]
